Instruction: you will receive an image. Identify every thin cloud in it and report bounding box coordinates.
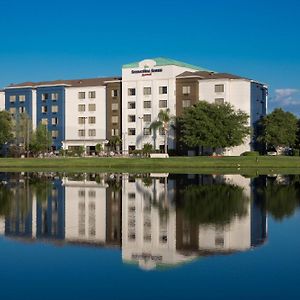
[271,88,300,106]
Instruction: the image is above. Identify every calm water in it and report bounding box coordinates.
[0,172,299,300]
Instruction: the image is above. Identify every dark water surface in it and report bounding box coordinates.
[0,172,299,300]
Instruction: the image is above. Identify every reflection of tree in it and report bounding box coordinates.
[180,184,249,225]
[261,177,300,221]
[0,184,13,216]
[29,175,52,203]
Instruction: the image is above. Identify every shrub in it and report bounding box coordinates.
[292,149,300,156]
[241,151,259,156]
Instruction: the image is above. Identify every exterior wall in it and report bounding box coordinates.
[63,178,107,243]
[197,79,251,155]
[64,85,107,151]
[106,81,122,140]
[36,86,65,150]
[122,59,197,151]
[5,87,34,122]
[0,91,5,111]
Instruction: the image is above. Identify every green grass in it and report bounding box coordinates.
[1,156,300,175]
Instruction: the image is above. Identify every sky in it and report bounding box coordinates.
[0,0,299,114]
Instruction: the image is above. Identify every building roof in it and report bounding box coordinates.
[176,70,248,80]
[6,76,121,89]
[122,57,213,72]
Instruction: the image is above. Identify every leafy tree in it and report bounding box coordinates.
[0,110,13,148]
[30,123,52,155]
[95,143,103,154]
[257,108,298,152]
[142,143,153,157]
[150,108,172,153]
[108,136,122,153]
[178,101,249,153]
[12,112,32,156]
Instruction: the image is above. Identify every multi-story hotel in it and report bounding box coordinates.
[2,57,267,155]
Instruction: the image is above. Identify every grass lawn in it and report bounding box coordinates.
[1,156,300,174]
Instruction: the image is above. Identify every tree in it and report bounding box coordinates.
[12,112,32,156]
[95,143,103,154]
[30,123,52,156]
[142,143,153,157]
[0,110,13,149]
[150,108,172,154]
[257,108,298,152]
[108,136,122,153]
[178,101,250,153]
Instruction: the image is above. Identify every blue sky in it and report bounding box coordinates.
[0,0,299,114]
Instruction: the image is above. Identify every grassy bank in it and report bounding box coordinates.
[1,156,300,174]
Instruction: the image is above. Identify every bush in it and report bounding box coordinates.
[292,149,300,156]
[241,151,259,156]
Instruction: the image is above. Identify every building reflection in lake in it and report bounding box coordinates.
[0,172,268,270]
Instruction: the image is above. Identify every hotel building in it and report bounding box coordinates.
[2,57,267,155]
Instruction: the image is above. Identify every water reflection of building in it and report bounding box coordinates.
[122,174,197,270]
[0,173,122,247]
[0,173,267,270]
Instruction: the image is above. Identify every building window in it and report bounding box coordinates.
[182,100,191,108]
[78,104,85,112]
[19,107,26,113]
[143,114,151,122]
[159,86,168,94]
[159,100,167,108]
[112,103,119,110]
[112,116,119,124]
[143,87,151,95]
[42,106,47,113]
[52,130,58,139]
[78,130,85,137]
[89,91,96,98]
[128,128,136,136]
[52,117,58,125]
[42,93,49,101]
[52,105,58,113]
[88,129,96,136]
[9,107,16,114]
[215,98,225,105]
[41,118,48,125]
[88,103,96,111]
[19,95,25,102]
[159,128,165,135]
[143,128,151,135]
[182,86,191,95]
[9,95,16,103]
[88,116,96,124]
[78,117,86,124]
[128,88,136,96]
[128,115,136,122]
[128,102,136,109]
[52,93,59,100]
[144,101,151,109]
[111,89,119,97]
[215,84,224,93]
[78,92,85,99]
[111,128,119,136]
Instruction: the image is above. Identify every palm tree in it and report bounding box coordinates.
[150,109,172,154]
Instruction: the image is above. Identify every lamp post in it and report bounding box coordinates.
[122,131,127,156]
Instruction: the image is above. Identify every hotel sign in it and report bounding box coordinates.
[131,67,163,76]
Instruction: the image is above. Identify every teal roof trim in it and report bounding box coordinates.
[123,57,213,72]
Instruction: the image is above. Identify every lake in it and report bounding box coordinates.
[0,172,299,299]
